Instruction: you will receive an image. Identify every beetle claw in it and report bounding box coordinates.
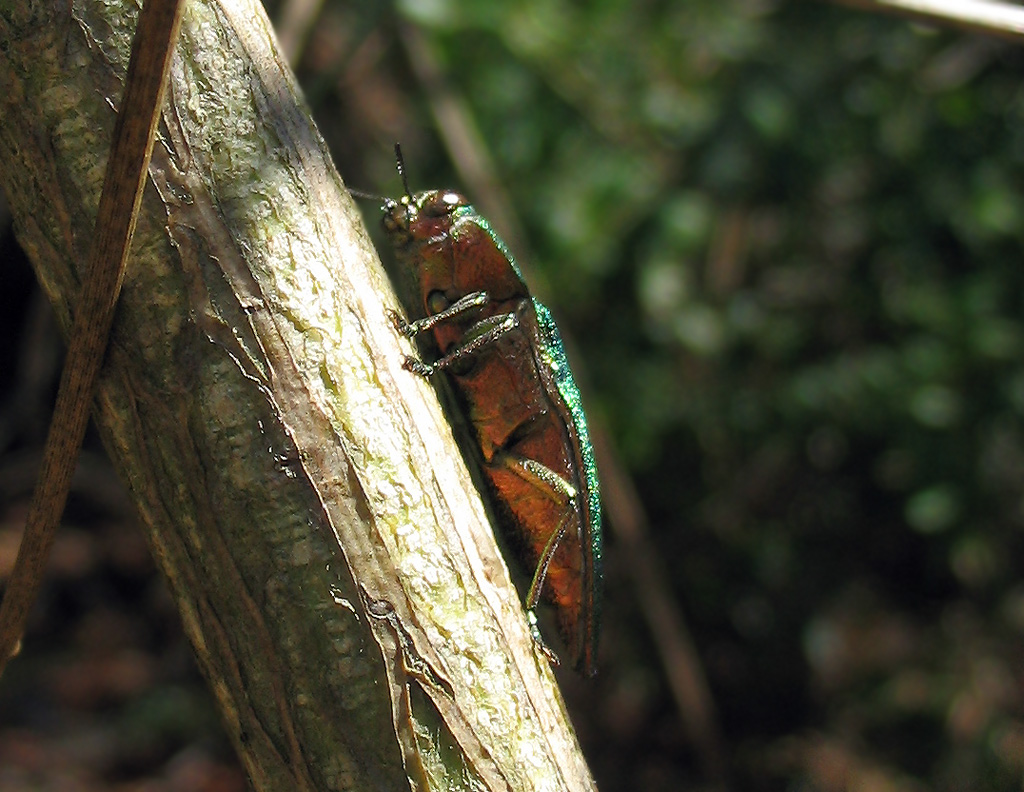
[387,308,413,336]
[402,356,434,377]
[527,611,561,668]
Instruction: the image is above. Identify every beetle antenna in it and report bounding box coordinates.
[394,142,412,199]
[347,187,386,202]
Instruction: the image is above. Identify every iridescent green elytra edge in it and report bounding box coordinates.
[378,149,602,675]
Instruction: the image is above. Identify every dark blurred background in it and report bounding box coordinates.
[4,0,1024,790]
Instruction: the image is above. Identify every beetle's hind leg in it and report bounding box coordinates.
[493,453,579,609]
[489,451,581,667]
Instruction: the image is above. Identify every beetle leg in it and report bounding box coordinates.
[526,511,570,610]
[491,452,578,610]
[392,291,490,337]
[526,610,561,668]
[492,451,580,668]
[403,311,519,377]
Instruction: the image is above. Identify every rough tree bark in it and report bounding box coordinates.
[0,0,598,790]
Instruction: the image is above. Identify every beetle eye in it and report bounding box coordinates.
[381,199,396,227]
[382,197,415,234]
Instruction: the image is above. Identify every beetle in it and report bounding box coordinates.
[380,148,602,675]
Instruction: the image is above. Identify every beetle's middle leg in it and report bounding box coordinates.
[402,311,521,377]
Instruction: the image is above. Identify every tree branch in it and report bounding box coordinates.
[0,0,596,789]
[826,0,1024,41]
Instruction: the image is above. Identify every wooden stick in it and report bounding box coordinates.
[829,0,1024,41]
[0,0,186,672]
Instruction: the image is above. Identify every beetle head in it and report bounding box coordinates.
[382,190,470,243]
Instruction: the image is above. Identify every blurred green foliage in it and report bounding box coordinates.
[291,0,1024,788]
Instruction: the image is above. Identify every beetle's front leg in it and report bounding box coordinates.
[388,291,493,375]
[401,311,520,378]
[389,291,490,338]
